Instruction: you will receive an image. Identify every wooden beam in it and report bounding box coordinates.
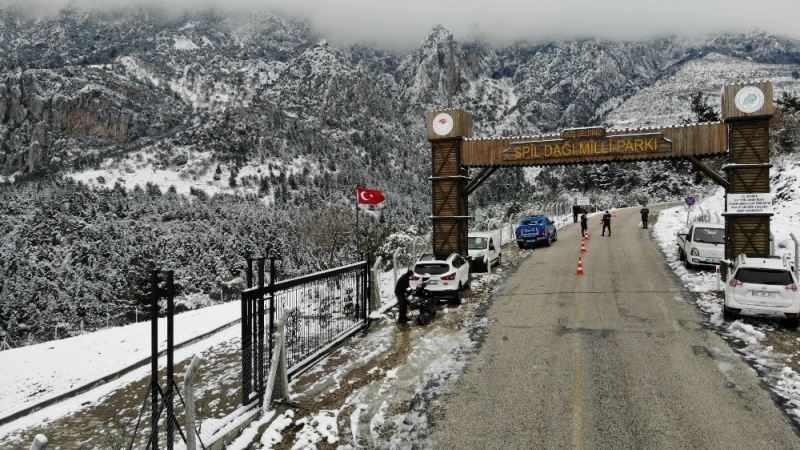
[685,156,730,190]
[466,167,498,195]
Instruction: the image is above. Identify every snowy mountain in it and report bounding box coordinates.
[3,6,800,344]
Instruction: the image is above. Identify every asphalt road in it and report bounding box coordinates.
[430,206,800,449]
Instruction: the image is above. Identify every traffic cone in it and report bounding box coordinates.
[576,257,585,276]
[580,240,588,253]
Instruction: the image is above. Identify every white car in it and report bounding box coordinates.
[724,254,799,327]
[677,222,725,268]
[410,253,471,301]
[467,231,501,271]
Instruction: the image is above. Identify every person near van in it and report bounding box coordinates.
[573,205,580,223]
[601,211,612,236]
[580,213,588,237]
[640,205,650,229]
[395,269,414,323]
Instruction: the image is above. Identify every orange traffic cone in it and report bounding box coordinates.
[580,241,588,253]
[576,257,585,276]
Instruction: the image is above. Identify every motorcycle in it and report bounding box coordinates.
[405,280,437,325]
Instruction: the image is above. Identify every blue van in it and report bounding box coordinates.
[515,215,558,249]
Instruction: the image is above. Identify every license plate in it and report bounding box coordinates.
[751,291,775,298]
[427,280,439,285]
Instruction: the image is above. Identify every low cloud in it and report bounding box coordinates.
[5,0,800,50]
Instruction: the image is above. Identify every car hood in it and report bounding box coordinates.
[468,249,486,258]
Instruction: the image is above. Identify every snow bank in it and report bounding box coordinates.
[0,300,240,419]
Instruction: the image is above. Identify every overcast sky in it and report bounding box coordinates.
[6,0,800,50]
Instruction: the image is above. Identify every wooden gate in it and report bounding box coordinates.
[426,81,774,260]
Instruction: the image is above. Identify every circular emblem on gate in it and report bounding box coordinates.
[432,112,454,136]
[734,86,765,114]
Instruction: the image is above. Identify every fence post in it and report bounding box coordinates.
[485,255,492,275]
[370,257,382,312]
[393,249,399,287]
[29,434,48,450]
[265,313,290,406]
[149,270,159,450]
[257,258,266,405]
[183,355,203,450]
[165,271,175,450]
[791,233,800,279]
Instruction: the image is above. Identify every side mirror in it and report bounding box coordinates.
[489,245,496,251]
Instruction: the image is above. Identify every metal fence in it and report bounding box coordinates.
[240,258,370,406]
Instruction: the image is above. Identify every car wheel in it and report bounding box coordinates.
[678,249,686,261]
[517,242,524,249]
[783,317,800,329]
[685,259,694,270]
[722,306,738,321]
[553,232,558,242]
[497,254,502,265]
[545,235,552,247]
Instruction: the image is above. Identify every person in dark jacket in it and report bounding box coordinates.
[601,211,612,236]
[573,205,580,223]
[395,269,414,323]
[640,205,650,229]
[580,213,588,237]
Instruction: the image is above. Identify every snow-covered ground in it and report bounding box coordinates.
[0,300,240,420]
[652,171,800,424]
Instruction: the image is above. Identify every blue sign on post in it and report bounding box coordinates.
[685,196,696,207]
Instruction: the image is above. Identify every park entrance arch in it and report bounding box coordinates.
[426,81,774,262]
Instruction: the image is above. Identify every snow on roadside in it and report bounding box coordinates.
[652,185,800,424]
[0,300,240,419]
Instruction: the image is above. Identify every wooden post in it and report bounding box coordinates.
[722,81,774,260]
[29,434,48,450]
[426,109,473,259]
[183,355,203,450]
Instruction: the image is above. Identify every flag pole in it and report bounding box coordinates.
[356,185,361,260]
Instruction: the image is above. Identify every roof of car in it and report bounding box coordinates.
[415,253,460,264]
[692,221,725,229]
[736,255,791,270]
[468,232,495,238]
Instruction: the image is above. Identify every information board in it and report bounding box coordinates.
[726,193,773,214]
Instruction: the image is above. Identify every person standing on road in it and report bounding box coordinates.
[395,269,414,323]
[580,213,588,237]
[601,210,612,236]
[640,205,650,229]
[573,205,579,223]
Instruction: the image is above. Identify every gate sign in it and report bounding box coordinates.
[726,193,773,214]
[684,196,696,207]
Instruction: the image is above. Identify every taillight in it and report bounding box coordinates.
[410,275,420,281]
[441,272,456,281]
[786,284,798,292]
[729,279,743,287]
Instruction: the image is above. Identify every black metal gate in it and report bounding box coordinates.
[240,259,370,406]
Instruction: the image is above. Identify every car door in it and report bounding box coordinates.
[455,255,469,283]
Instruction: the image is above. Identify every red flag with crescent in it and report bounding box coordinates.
[357,186,385,206]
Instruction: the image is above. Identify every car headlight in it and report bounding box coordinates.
[690,247,699,256]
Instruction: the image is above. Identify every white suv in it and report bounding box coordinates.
[410,253,471,302]
[724,255,799,327]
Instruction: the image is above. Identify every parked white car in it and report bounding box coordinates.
[677,222,725,268]
[410,253,471,302]
[723,254,799,327]
[467,231,501,271]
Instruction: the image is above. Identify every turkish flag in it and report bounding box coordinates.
[357,187,385,206]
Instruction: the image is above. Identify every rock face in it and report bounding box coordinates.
[0,7,799,178]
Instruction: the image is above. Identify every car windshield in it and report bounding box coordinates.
[735,268,794,285]
[522,219,542,226]
[693,227,725,244]
[468,237,488,250]
[414,263,450,275]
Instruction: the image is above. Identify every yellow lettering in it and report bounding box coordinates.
[544,145,553,157]
[552,145,562,157]
[534,146,542,158]
[514,148,523,159]
[579,142,592,155]
[634,139,644,152]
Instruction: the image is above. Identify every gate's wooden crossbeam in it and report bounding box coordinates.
[460,122,728,167]
[466,167,498,195]
[685,156,730,190]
